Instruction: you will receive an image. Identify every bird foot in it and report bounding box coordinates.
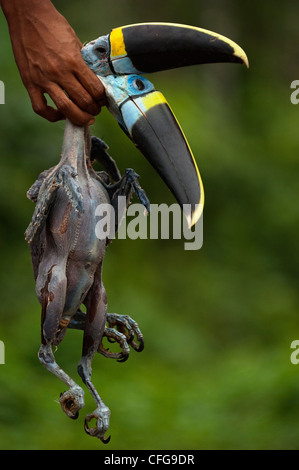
[59,385,85,420]
[124,168,151,213]
[108,168,150,214]
[98,313,144,362]
[84,405,111,443]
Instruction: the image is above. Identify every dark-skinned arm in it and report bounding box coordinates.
[0,0,106,125]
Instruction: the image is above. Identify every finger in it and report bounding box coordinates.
[28,88,64,122]
[47,84,95,126]
[62,76,102,116]
[75,58,107,105]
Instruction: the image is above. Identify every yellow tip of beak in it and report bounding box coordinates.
[234,44,249,68]
[185,202,204,229]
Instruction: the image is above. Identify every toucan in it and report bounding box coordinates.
[81,23,248,228]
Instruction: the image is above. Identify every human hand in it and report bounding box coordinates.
[1,0,106,125]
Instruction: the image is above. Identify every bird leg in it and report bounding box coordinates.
[90,136,122,182]
[37,263,85,420]
[38,343,85,419]
[77,266,111,443]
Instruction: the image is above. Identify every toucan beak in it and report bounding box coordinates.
[122,91,204,227]
[85,22,248,75]
[99,74,204,227]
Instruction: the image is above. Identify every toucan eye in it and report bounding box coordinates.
[95,46,106,54]
[133,79,145,91]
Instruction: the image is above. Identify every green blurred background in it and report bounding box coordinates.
[0,0,299,450]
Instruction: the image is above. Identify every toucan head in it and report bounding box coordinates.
[82,23,248,227]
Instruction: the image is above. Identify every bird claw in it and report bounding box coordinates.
[98,328,130,362]
[108,313,144,351]
[59,386,85,420]
[98,313,144,361]
[125,168,151,213]
[84,407,111,443]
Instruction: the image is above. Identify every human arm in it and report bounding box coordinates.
[0,0,106,125]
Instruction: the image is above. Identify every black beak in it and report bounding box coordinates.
[108,22,249,74]
[98,74,204,227]
[125,92,204,228]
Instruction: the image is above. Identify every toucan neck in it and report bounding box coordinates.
[60,119,91,175]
